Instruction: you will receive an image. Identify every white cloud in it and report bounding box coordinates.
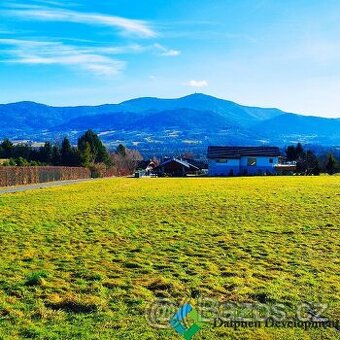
[153,43,181,57]
[95,44,145,55]
[162,49,181,57]
[0,38,182,76]
[186,80,208,88]
[3,5,156,38]
[0,39,125,76]
[31,0,68,6]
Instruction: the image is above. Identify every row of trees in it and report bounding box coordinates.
[0,130,111,167]
[285,143,338,175]
[0,130,143,175]
[1,134,338,176]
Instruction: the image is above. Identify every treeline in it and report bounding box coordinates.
[0,130,110,167]
[285,143,338,175]
[0,130,143,176]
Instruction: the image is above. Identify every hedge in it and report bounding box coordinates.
[0,166,91,187]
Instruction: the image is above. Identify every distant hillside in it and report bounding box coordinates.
[0,93,339,154]
[116,93,284,124]
[54,108,242,131]
[255,113,340,145]
[257,113,340,134]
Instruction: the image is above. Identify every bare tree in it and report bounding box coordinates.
[111,145,143,175]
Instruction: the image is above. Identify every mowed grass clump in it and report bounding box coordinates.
[25,271,49,287]
[0,177,339,339]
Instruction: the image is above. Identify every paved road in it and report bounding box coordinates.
[0,178,94,195]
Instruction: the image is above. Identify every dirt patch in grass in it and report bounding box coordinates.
[45,295,102,314]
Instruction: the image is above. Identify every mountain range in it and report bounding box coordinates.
[0,93,339,155]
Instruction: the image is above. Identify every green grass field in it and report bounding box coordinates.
[0,177,339,339]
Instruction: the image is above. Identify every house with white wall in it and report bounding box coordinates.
[207,146,280,176]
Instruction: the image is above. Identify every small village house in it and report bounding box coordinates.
[153,158,199,177]
[207,146,281,176]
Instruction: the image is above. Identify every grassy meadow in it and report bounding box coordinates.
[0,177,339,339]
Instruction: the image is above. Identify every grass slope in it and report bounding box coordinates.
[0,177,339,339]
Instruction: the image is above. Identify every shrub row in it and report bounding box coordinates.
[89,164,118,178]
[0,166,91,187]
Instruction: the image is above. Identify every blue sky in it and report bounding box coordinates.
[1,0,340,117]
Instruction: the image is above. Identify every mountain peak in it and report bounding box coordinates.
[182,92,209,98]
[179,93,236,105]
[180,93,222,100]
[4,101,48,108]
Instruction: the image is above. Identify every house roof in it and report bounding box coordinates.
[207,146,281,159]
[155,158,199,170]
[182,158,208,169]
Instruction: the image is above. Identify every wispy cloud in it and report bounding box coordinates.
[30,0,70,6]
[0,3,184,78]
[153,43,181,57]
[0,38,125,76]
[0,37,183,75]
[185,80,208,88]
[3,4,156,38]
[95,44,145,55]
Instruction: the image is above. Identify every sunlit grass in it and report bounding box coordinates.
[0,177,339,339]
